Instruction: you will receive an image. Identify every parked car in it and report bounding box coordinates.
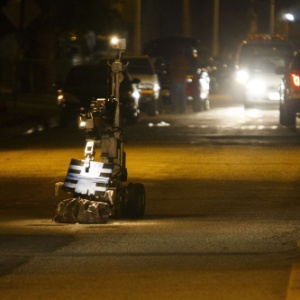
[57,61,140,126]
[232,34,294,108]
[279,51,300,126]
[121,55,161,115]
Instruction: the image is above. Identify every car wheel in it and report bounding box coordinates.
[147,98,157,116]
[157,96,164,114]
[279,102,296,126]
[59,104,79,127]
[112,187,127,218]
[126,111,140,125]
[126,183,145,218]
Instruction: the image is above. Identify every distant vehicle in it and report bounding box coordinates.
[233,34,294,108]
[57,61,140,126]
[279,51,300,126]
[121,55,162,115]
[143,37,210,112]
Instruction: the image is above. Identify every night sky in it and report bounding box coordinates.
[0,0,299,95]
[1,0,299,58]
[142,0,300,57]
[142,0,253,56]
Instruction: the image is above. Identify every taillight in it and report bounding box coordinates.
[291,73,300,87]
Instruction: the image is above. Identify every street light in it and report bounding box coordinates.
[284,13,295,22]
[134,0,141,55]
[270,0,275,35]
[183,0,191,37]
[283,12,295,37]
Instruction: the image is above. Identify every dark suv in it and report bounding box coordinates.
[57,61,140,126]
[279,51,300,126]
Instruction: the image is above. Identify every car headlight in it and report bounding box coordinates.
[57,94,65,105]
[247,78,265,94]
[236,70,249,84]
[132,90,140,99]
[131,90,140,100]
[153,83,160,92]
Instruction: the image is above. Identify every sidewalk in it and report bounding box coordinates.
[0,93,60,140]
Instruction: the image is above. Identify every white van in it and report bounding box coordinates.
[122,55,161,115]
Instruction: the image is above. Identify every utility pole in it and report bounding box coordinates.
[19,0,25,31]
[270,0,275,35]
[15,0,26,104]
[212,0,219,57]
[183,0,191,37]
[134,0,141,55]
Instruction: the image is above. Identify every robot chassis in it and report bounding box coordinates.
[54,42,145,224]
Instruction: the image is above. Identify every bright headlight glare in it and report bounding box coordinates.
[132,90,140,99]
[247,79,265,94]
[236,70,249,83]
[79,121,87,127]
[57,94,64,105]
[154,83,160,92]
[110,36,119,46]
[78,117,94,130]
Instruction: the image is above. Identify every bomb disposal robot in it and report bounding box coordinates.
[54,37,145,224]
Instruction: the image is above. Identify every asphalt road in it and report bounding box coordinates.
[1,94,300,299]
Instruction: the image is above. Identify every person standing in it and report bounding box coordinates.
[170,49,189,113]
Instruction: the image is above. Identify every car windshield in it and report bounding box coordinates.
[239,44,294,69]
[248,55,286,72]
[123,58,154,75]
[64,65,110,87]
